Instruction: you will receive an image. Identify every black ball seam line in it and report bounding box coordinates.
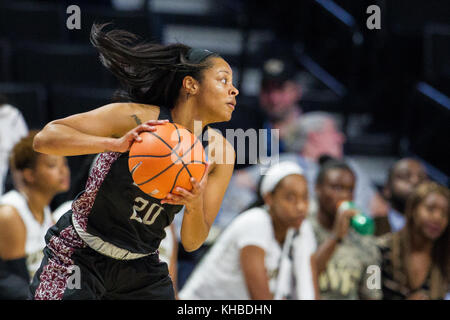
[136,158,182,186]
[168,160,208,194]
[133,124,204,187]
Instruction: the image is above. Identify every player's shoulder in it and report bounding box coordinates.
[103,102,160,119]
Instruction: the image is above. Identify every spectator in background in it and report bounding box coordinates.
[0,131,70,299]
[232,112,379,217]
[259,56,303,155]
[179,162,318,300]
[374,158,428,236]
[377,182,449,300]
[52,154,100,222]
[0,94,28,195]
[311,157,381,300]
[281,112,380,216]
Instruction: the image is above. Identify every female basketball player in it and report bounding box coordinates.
[30,24,238,300]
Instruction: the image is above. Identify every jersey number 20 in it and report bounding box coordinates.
[130,197,164,225]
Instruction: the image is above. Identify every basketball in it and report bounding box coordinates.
[128,122,207,199]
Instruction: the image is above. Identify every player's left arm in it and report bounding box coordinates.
[165,133,235,252]
[200,144,235,228]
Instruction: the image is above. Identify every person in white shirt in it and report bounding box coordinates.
[179,161,318,300]
[0,131,70,299]
[217,112,382,243]
[0,98,28,195]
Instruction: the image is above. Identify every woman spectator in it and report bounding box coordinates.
[377,182,449,299]
[310,156,381,300]
[179,161,318,300]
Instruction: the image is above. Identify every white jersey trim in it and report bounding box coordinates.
[71,214,156,260]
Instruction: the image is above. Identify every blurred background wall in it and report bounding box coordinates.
[0,0,448,207]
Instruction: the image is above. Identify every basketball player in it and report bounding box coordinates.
[29,23,238,299]
[0,131,70,299]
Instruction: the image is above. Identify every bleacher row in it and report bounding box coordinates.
[0,1,277,130]
[0,0,448,183]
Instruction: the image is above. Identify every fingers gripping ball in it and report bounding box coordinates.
[128,122,207,199]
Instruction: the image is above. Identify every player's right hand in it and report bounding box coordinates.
[112,119,169,153]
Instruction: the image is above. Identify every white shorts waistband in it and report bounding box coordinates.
[72,214,156,260]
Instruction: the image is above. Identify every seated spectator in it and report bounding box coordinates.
[232,111,379,218]
[377,182,449,300]
[179,162,318,300]
[310,156,381,300]
[52,154,100,222]
[374,158,428,236]
[0,95,28,195]
[0,131,70,299]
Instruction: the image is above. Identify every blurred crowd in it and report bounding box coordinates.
[0,0,448,301]
[0,51,448,300]
[174,55,449,300]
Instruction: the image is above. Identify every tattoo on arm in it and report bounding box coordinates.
[131,114,142,125]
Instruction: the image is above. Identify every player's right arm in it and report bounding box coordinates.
[33,103,168,156]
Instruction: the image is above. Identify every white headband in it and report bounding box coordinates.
[260,161,304,196]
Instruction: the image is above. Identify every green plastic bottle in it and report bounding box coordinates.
[337,201,375,235]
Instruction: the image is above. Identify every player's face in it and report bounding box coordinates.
[32,154,71,194]
[413,192,448,241]
[196,57,239,123]
[268,174,308,229]
[317,168,355,217]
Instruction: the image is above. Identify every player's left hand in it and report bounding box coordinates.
[160,162,211,207]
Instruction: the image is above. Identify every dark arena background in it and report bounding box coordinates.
[0,0,449,311]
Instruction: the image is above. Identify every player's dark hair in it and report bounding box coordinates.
[90,23,220,109]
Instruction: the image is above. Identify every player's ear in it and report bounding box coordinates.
[183,76,199,95]
[22,168,35,185]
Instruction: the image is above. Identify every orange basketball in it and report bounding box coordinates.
[128,122,207,199]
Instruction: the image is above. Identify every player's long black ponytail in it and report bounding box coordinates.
[90,23,219,109]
